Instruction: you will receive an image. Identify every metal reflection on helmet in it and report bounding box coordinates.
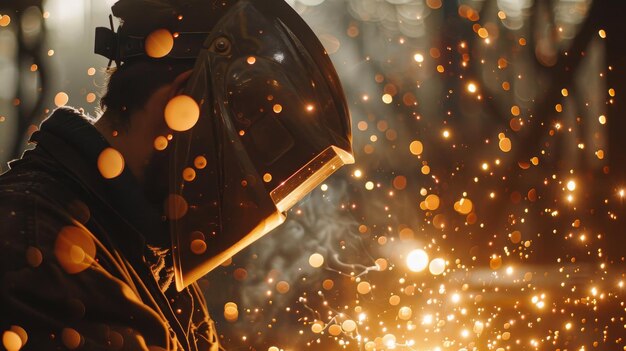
[169,0,354,291]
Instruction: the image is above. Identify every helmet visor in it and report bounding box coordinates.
[167,0,354,291]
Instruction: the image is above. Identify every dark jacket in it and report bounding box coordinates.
[0,108,219,351]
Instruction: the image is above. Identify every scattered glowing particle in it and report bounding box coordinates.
[598,29,606,38]
[393,175,407,190]
[308,253,324,268]
[561,88,569,97]
[511,105,520,116]
[407,249,429,272]
[477,27,488,38]
[555,103,563,112]
[322,279,334,290]
[145,29,174,58]
[510,230,522,243]
[54,92,69,107]
[2,330,22,351]
[164,95,200,132]
[61,328,81,350]
[499,137,512,152]
[365,181,374,190]
[489,256,502,270]
[375,258,388,271]
[26,246,43,268]
[97,148,125,179]
[0,15,11,27]
[276,281,290,294]
[311,322,324,334]
[382,94,393,104]
[357,281,371,294]
[473,321,485,335]
[54,226,96,274]
[467,82,477,93]
[436,65,445,73]
[328,324,342,336]
[382,334,396,349]
[426,0,442,9]
[414,53,424,62]
[599,115,606,124]
[429,258,445,275]
[183,168,196,182]
[424,194,440,210]
[398,306,412,320]
[246,56,256,65]
[409,140,423,155]
[47,49,54,56]
[86,93,96,103]
[263,173,272,183]
[273,104,283,114]
[442,130,450,138]
[87,67,96,76]
[224,302,239,322]
[423,314,434,324]
[454,198,473,214]
[497,57,508,68]
[194,156,208,169]
[421,165,431,174]
[451,293,461,303]
[595,149,605,159]
[341,320,357,333]
[567,180,576,191]
[389,295,400,306]
[165,194,189,220]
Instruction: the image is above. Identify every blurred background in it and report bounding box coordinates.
[1,0,625,350]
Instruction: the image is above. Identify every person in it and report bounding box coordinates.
[0,0,353,350]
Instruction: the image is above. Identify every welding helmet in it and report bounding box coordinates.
[96,0,354,291]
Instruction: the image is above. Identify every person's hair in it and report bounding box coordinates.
[99,0,209,125]
[99,60,192,124]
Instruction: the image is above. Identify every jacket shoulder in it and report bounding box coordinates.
[0,159,90,271]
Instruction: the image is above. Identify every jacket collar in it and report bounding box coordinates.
[28,107,170,257]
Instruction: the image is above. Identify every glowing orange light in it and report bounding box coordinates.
[145,29,174,58]
[164,95,200,132]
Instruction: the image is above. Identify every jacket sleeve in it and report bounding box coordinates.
[0,191,173,351]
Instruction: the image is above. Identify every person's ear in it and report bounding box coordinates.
[167,69,194,99]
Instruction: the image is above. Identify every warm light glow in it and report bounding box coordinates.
[309,253,324,268]
[54,92,69,107]
[407,249,429,272]
[97,148,125,179]
[467,82,477,93]
[567,180,576,191]
[164,95,200,132]
[145,29,174,58]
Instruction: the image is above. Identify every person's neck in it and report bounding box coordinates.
[94,110,156,184]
